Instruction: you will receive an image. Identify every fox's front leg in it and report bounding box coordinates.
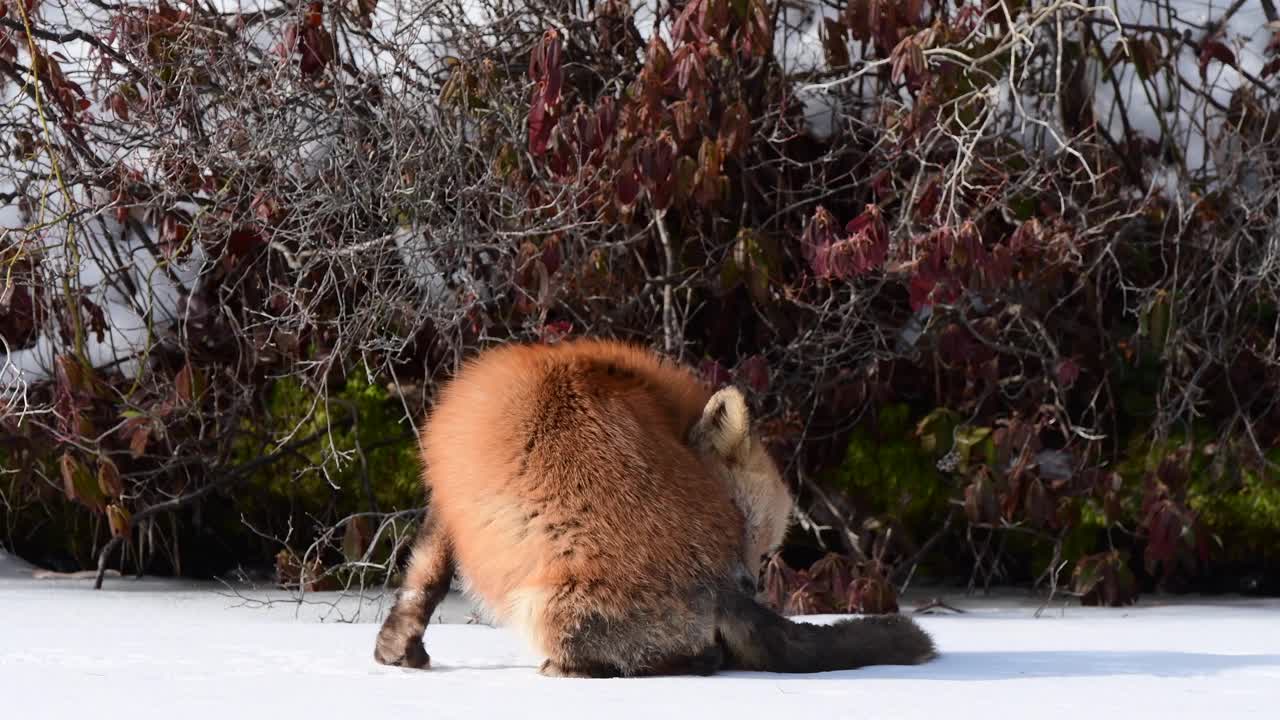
[375,510,454,669]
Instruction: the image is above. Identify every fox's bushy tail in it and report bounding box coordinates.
[715,591,937,673]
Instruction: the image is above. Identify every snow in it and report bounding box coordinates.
[779,0,1270,183]
[1,553,1277,719]
[0,548,36,578]
[1088,0,1274,182]
[0,0,211,398]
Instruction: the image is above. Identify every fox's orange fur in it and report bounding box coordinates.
[374,337,936,677]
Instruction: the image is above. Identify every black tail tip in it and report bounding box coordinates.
[833,613,940,665]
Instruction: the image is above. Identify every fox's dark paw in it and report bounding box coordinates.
[374,621,430,669]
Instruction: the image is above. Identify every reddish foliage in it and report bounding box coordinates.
[698,358,733,389]
[1056,358,1081,388]
[528,29,563,156]
[1140,452,1212,584]
[539,320,573,344]
[802,204,892,281]
[734,355,769,393]
[1073,550,1139,607]
[1198,38,1238,80]
[762,552,902,616]
[636,132,678,210]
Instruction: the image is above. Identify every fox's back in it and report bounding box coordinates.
[419,339,745,623]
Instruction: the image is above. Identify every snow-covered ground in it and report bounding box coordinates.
[1,551,1277,719]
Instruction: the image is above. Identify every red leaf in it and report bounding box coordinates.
[1073,550,1139,607]
[174,361,197,403]
[1008,218,1041,254]
[735,355,769,393]
[61,451,105,511]
[937,323,975,365]
[847,568,899,614]
[534,30,563,103]
[673,0,722,45]
[800,206,840,278]
[227,228,264,257]
[541,235,562,276]
[161,213,189,253]
[890,34,925,85]
[905,0,925,25]
[545,122,575,177]
[299,25,335,76]
[914,176,941,221]
[118,417,149,458]
[784,581,819,616]
[107,503,132,539]
[718,101,750,157]
[1056,357,1080,388]
[672,45,708,96]
[636,133,677,210]
[108,91,130,120]
[807,553,854,610]
[0,30,15,62]
[1025,478,1054,529]
[1199,39,1238,79]
[528,30,563,157]
[845,0,871,44]
[808,205,891,281]
[736,0,773,58]
[251,192,280,223]
[838,203,889,276]
[698,358,732,389]
[693,138,724,207]
[615,155,640,209]
[595,96,617,144]
[761,552,798,611]
[642,36,674,99]
[672,100,702,144]
[304,1,323,29]
[539,320,573,344]
[964,470,999,524]
[528,96,552,156]
[97,457,124,499]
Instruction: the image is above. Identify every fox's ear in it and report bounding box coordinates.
[691,386,751,461]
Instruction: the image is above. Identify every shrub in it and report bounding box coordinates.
[1,1,1276,602]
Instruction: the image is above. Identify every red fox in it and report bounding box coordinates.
[373,337,936,677]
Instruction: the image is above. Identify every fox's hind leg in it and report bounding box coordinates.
[537,658,622,678]
[533,586,721,678]
[634,643,725,677]
[538,649,724,678]
[374,508,454,669]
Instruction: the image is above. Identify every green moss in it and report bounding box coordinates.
[1060,509,1106,560]
[824,403,953,534]
[232,369,423,517]
[1109,427,1280,570]
[819,401,1280,584]
[1187,447,1280,568]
